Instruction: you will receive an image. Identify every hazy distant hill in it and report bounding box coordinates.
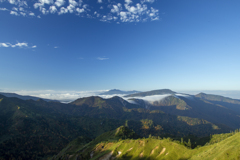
[125,89,176,97]
[0,92,59,102]
[99,89,139,95]
[195,92,240,104]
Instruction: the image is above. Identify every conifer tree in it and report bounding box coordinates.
[188,139,191,148]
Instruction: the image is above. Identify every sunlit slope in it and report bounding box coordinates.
[190,132,240,160]
[52,127,240,160]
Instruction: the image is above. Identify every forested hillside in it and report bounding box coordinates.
[0,93,233,159]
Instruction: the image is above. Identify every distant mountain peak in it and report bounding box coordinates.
[111,89,121,91]
[99,89,139,95]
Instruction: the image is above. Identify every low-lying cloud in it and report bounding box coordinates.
[1,89,106,103]
[1,89,240,103]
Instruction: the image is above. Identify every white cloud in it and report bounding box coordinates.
[0,42,36,48]
[41,7,49,14]
[76,7,84,14]
[3,89,107,102]
[151,16,159,21]
[34,3,44,9]
[69,0,78,6]
[19,7,24,11]
[141,0,155,3]
[55,0,65,7]
[0,43,10,47]
[29,12,35,16]
[125,0,132,4]
[120,11,127,17]
[34,0,53,10]
[49,5,57,13]
[8,0,15,4]
[12,7,18,11]
[10,10,18,16]
[121,94,172,106]
[54,46,58,48]
[119,11,128,22]
[8,0,28,6]
[0,8,8,11]
[39,0,53,5]
[82,4,88,9]
[59,7,68,14]
[12,42,28,47]
[140,94,171,102]
[97,57,109,60]
[2,0,159,23]
[67,4,75,13]
[20,12,26,16]
[128,6,136,13]
[111,5,119,13]
[108,1,158,23]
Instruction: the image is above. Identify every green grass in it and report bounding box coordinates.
[51,127,240,160]
[190,132,240,159]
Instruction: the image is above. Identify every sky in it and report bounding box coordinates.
[0,0,240,100]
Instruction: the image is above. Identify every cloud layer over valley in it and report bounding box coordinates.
[1,89,240,103]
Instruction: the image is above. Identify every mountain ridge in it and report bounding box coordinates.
[124,89,176,97]
[99,89,140,95]
[0,92,59,102]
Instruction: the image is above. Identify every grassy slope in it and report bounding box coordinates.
[52,127,240,160]
[190,132,240,160]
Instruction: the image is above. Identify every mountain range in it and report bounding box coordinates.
[0,89,240,159]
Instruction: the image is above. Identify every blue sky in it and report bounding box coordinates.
[0,0,240,97]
